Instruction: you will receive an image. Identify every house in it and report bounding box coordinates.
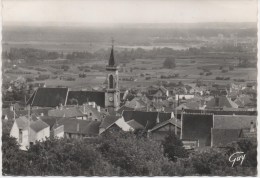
[122,110,180,139]
[123,111,173,130]
[100,110,180,141]
[48,106,86,120]
[53,118,101,139]
[2,106,51,121]
[146,85,169,100]
[148,118,181,141]
[79,103,104,121]
[66,90,105,108]
[124,97,147,110]
[206,96,238,110]
[99,115,133,134]
[10,116,50,150]
[181,113,213,148]
[117,105,135,115]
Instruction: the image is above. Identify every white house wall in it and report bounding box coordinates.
[10,121,19,140]
[36,127,50,141]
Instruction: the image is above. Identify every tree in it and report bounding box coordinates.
[161,132,188,161]
[26,138,117,176]
[2,133,30,175]
[98,130,170,176]
[163,57,176,69]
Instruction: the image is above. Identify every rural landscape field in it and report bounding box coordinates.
[2,23,257,91]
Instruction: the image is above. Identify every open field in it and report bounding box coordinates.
[3,56,257,91]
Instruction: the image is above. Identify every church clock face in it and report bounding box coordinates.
[109,96,114,102]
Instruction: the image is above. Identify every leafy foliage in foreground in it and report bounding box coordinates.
[2,131,257,176]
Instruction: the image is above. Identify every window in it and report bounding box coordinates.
[89,112,92,116]
[68,133,72,138]
[109,75,114,89]
[19,129,22,143]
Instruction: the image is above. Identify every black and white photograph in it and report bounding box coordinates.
[1,0,258,176]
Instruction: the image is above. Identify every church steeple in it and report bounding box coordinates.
[108,39,115,66]
[105,38,120,111]
[108,47,115,66]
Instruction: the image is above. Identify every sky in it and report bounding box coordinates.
[2,0,258,25]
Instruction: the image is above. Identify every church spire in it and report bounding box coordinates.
[108,38,115,66]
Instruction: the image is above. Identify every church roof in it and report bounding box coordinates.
[27,87,68,107]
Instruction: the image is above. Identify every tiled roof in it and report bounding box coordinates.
[124,97,147,109]
[126,120,144,130]
[40,116,62,128]
[99,115,121,129]
[181,113,213,147]
[16,116,30,130]
[117,105,134,115]
[176,100,201,110]
[122,111,172,130]
[181,109,257,116]
[66,91,105,107]
[148,118,181,132]
[16,108,52,117]
[56,118,101,136]
[28,87,68,107]
[48,107,84,118]
[212,129,241,147]
[206,96,238,109]
[30,119,49,132]
[78,105,102,120]
[214,115,257,129]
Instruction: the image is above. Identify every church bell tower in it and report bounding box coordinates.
[105,40,120,111]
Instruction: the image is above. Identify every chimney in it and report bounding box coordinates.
[60,103,63,110]
[156,112,160,124]
[97,106,101,112]
[171,112,175,119]
[93,102,96,108]
[77,123,80,132]
[83,104,86,114]
[250,121,255,133]
[162,106,165,112]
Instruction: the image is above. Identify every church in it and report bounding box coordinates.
[27,44,121,112]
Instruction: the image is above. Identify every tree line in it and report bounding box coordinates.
[3,45,256,64]
[2,129,257,176]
